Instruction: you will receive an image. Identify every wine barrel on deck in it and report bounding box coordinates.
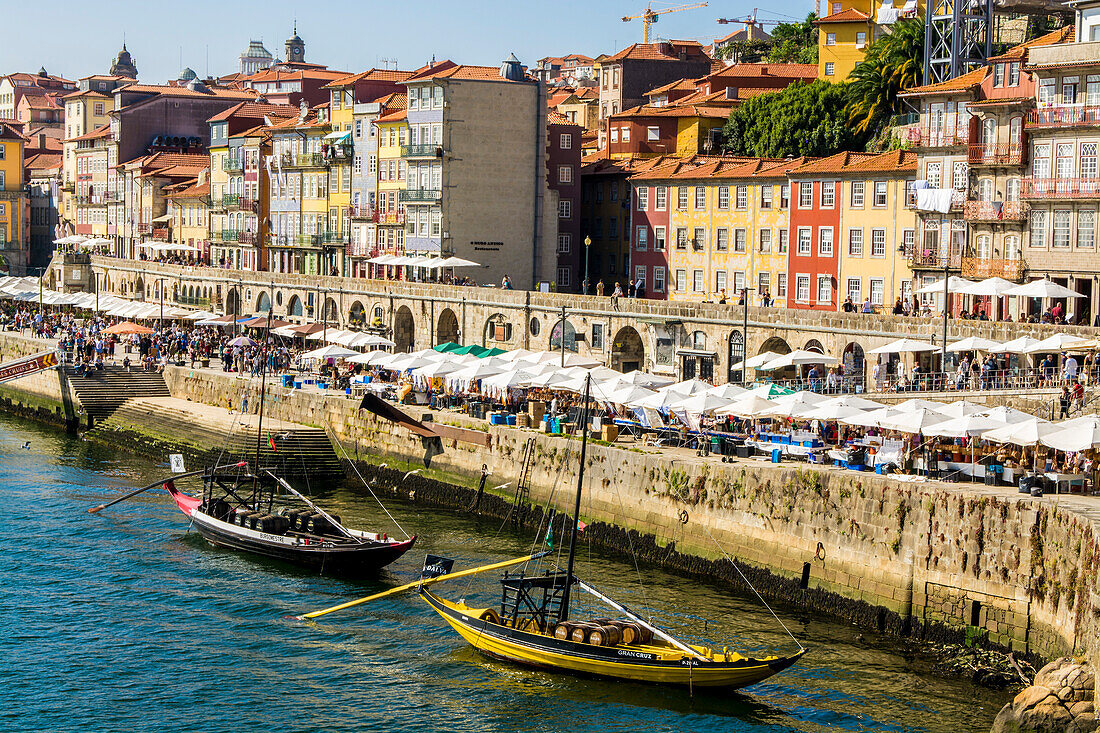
[553,623,572,640]
[588,625,622,647]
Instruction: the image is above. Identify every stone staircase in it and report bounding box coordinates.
[64,365,171,421]
[92,397,344,481]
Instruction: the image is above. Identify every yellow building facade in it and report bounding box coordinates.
[374,108,407,267]
[0,123,27,271]
[816,1,925,82]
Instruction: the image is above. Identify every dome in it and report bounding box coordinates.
[178,67,198,82]
[500,53,525,82]
[243,40,272,60]
[110,43,138,79]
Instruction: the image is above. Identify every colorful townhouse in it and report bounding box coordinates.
[0,122,28,272]
[59,76,123,239]
[815,0,925,82]
[165,172,210,266]
[372,104,408,277]
[547,111,583,290]
[787,161,845,311]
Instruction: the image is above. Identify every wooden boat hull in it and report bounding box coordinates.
[421,589,805,689]
[168,485,415,576]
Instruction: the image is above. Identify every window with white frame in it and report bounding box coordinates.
[847,277,861,303]
[559,166,573,184]
[871,228,887,257]
[779,229,788,253]
[693,269,704,292]
[733,271,745,293]
[1008,62,1020,86]
[777,273,787,297]
[654,267,666,292]
[557,234,571,253]
[796,275,810,301]
[636,227,648,250]
[715,270,727,293]
[759,228,771,252]
[797,227,811,254]
[799,181,813,208]
[873,180,888,206]
[848,228,863,256]
[695,186,706,209]
[952,161,968,190]
[636,186,648,210]
[977,178,993,201]
[1005,235,1021,259]
[780,183,790,208]
[818,227,834,256]
[825,62,835,76]
[676,227,688,249]
[761,185,772,209]
[821,181,835,207]
[715,228,728,251]
[675,268,686,291]
[1006,178,1020,201]
[869,278,884,306]
[816,275,832,304]
[635,266,646,286]
[557,267,571,287]
[677,187,688,209]
[993,63,1005,87]
[826,33,836,45]
[851,181,864,207]
[926,161,942,188]
[655,186,667,210]
[1053,209,1072,247]
[646,126,659,141]
[1082,143,1098,179]
[621,127,630,143]
[560,133,572,149]
[1079,210,1096,248]
[902,228,915,255]
[1031,210,1047,247]
[693,227,705,249]
[734,229,746,252]
[717,185,729,209]
[1057,143,1075,179]
[654,226,666,250]
[559,200,571,219]
[735,185,747,209]
[758,271,770,295]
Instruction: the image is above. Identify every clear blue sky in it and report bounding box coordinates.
[4,0,815,84]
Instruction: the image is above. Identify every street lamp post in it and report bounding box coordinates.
[583,235,591,295]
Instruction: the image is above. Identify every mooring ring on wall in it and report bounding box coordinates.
[816,541,826,562]
[678,509,689,525]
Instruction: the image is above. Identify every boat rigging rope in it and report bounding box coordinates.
[323,423,410,540]
[697,521,805,653]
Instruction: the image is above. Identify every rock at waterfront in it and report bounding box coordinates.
[991,659,1098,733]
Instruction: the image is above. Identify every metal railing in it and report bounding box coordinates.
[867,367,1082,395]
[1021,178,1100,198]
[347,205,377,220]
[320,231,349,244]
[909,126,968,147]
[238,231,256,244]
[236,197,255,212]
[136,223,151,234]
[910,244,963,269]
[967,143,1026,166]
[399,188,442,202]
[282,152,325,168]
[296,233,320,246]
[378,210,405,225]
[961,257,1026,280]
[401,143,441,158]
[224,157,244,173]
[963,200,1030,222]
[1026,106,1100,128]
[219,229,239,242]
[152,228,169,240]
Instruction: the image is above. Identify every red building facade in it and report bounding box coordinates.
[787,176,841,311]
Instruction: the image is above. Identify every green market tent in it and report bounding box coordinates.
[434,342,463,353]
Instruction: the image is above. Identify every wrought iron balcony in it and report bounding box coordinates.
[347,205,377,220]
[967,143,1026,166]
[399,188,442,202]
[377,210,406,225]
[238,231,256,244]
[224,157,244,173]
[219,229,239,242]
[152,227,169,240]
[1025,105,1100,129]
[962,200,1030,222]
[136,223,151,234]
[320,231,349,244]
[909,244,963,269]
[908,125,968,148]
[296,233,320,246]
[283,152,325,168]
[961,257,1026,280]
[1021,178,1100,199]
[236,197,256,212]
[401,143,442,158]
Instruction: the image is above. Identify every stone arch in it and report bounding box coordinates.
[287,294,304,318]
[804,338,825,353]
[549,318,577,352]
[256,290,271,313]
[348,300,366,328]
[224,287,239,316]
[135,276,145,301]
[611,326,644,372]
[370,302,386,328]
[842,342,866,392]
[437,307,459,345]
[728,330,745,384]
[394,305,415,352]
[759,336,790,356]
[321,297,339,324]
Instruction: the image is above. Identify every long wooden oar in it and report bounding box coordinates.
[87,463,246,514]
[298,551,547,621]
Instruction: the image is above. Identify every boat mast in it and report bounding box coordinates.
[559,373,592,622]
[252,306,273,505]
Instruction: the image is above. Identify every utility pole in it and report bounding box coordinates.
[941,260,949,385]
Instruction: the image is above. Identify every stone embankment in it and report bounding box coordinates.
[992,657,1096,732]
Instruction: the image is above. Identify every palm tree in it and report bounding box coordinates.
[846,20,925,137]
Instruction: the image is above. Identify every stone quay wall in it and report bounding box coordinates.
[162,365,1100,677]
[0,332,71,426]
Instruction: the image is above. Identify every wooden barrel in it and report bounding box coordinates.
[570,626,588,643]
[553,623,572,640]
[588,625,621,647]
[621,623,651,645]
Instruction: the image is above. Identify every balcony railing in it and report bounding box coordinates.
[910,244,963,269]
[378,210,406,225]
[347,205,377,220]
[215,194,239,209]
[961,257,1027,280]
[967,143,1026,166]
[296,234,320,246]
[224,157,244,173]
[152,227,169,240]
[219,229,239,242]
[908,126,968,148]
[963,200,1030,222]
[1021,178,1100,199]
[282,152,325,168]
[400,188,442,202]
[238,231,256,245]
[136,223,151,234]
[236,197,255,212]
[323,144,353,162]
[1025,105,1100,128]
[401,143,442,158]
[321,231,349,244]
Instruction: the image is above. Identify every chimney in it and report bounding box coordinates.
[38,133,46,150]
[725,87,738,100]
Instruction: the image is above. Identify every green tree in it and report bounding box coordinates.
[722,80,865,158]
[845,19,925,137]
[766,14,819,64]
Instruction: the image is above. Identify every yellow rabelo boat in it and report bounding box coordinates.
[302,377,806,690]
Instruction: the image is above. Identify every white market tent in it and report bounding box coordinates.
[869,338,939,354]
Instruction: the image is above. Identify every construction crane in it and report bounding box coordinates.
[622,2,709,44]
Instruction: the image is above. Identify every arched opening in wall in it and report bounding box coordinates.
[728,330,745,384]
[348,301,366,328]
[757,336,793,383]
[549,319,577,352]
[224,288,239,316]
[256,291,271,314]
[171,282,178,301]
[842,342,866,393]
[611,326,644,372]
[394,306,415,352]
[804,338,824,353]
[371,304,385,328]
[484,313,513,347]
[287,295,304,318]
[437,308,459,345]
[759,336,791,356]
[134,277,144,301]
[321,297,338,324]
[679,330,715,382]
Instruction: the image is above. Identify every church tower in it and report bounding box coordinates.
[110,43,138,79]
[284,25,305,64]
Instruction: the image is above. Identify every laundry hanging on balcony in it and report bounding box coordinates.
[915,187,954,214]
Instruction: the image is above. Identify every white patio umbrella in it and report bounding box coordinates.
[1041,417,1100,452]
[817,395,884,411]
[437,256,481,268]
[184,310,217,321]
[758,350,840,371]
[801,404,868,423]
[869,338,940,354]
[981,417,1057,447]
[347,350,393,366]
[839,407,903,428]
[937,400,986,418]
[714,394,779,418]
[631,388,693,410]
[895,398,948,412]
[993,336,1044,354]
[916,276,972,295]
[979,405,1043,423]
[413,360,465,380]
[705,383,750,401]
[524,370,575,389]
[879,408,949,434]
[761,391,830,418]
[729,351,785,370]
[605,370,674,390]
[448,361,508,384]
[497,348,536,362]
[661,378,713,397]
[923,413,1003,438]
[1004,279,1083,299]
[1024,334,1094,353]
[602,383,656,405]
[676,391,735,415]
[945,336,1002,353]
[957,277,1017,296]
[301,344,359,361]
[480,368,537,392]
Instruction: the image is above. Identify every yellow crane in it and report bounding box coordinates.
[622,2,709,44]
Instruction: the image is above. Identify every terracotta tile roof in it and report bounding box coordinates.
[815,8,871,22]
[610,103,730,120]
[66,124,112,143]
[629,155,803,182]
[124,151,209,170]
[0,122,27,141]
[548,91,574,107]
[20,92,62,110]
[405,64,532,83]
[581,153,686,177]
[377,108,407,123]
[645,78,698,97]
[323,68,415,88]
[24,153,62,172]
[231,124,272,139]
[574,87,598,99]
[967,96,1031,107]
[207,101,299,122]
[547,110,580,126]
[788,149,916,176]
[704,62,818,81]
[61,89,113,100]
[167,180,210,199]
[989,26,1073,62]
[601,41,710,64]
[121,84,256,100]
[900,65,987,97]
[246,67,347,84]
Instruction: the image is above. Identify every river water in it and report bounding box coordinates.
[0,412,1009,733]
